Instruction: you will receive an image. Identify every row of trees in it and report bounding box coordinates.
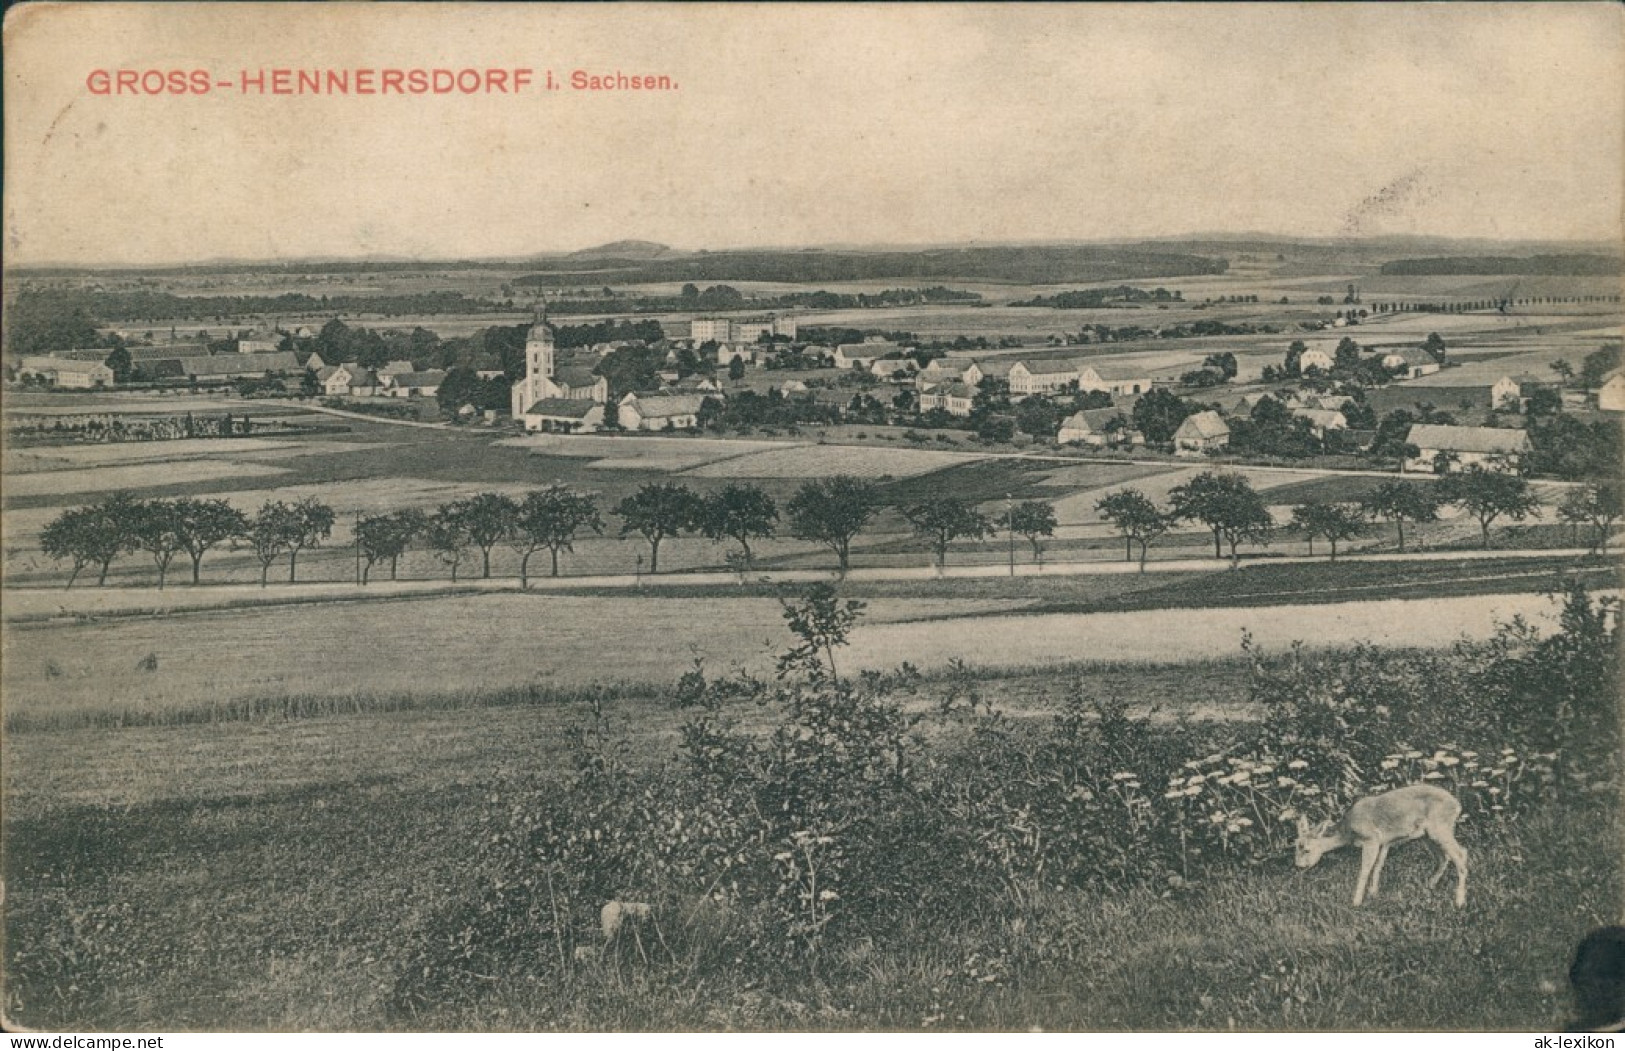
[35,480,1065,588]
[1093,470,1619,570]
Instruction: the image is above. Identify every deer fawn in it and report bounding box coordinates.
[1294,784,1468,907]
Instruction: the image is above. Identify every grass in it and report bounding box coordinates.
[1021,554,1620,616]
[3,670,1614,1031]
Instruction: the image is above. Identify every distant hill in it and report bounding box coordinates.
[1379,254,1623,276]
[566,240,679,262]
[516,245,1230,287]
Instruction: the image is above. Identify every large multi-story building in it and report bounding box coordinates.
[510,311,609,429]
[690,314,796,344]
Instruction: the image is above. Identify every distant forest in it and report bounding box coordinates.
[1379,254,1622,276]
[513,246,1229,286]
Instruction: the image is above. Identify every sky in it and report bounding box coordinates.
[3,3,1622,266]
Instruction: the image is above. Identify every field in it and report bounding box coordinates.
[4,245,1622,1032]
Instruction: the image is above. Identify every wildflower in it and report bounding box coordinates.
[1187,775,1205,787]
[1380,759,1400,770]
[1254,765,1275,776]
[1164,790,1184,800]
[1234,817,1253,828]
[1277,776,1296,788]
[1488,787,1501,795]
[1209,812,1226,824]
[1111,772,1137,781]
[819,890,839,901]
[1421,771,1444,780]
[1470,780,1488,788]
[1287,760,1309,770]
[1438,757,1459,767]
[1461,751,1477,759]
[1279,808,1299,820]
[1404,750,1423,760]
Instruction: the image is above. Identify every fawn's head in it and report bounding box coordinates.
[1294,815,1332,869]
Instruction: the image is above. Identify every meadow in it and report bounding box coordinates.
[2,582,1617,1031]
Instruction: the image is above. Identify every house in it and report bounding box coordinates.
[1292,407,1347,437]
[1307,394,1354,412]
[916,360,964,390]
[236,328,281,354]
[1057,407,1129,446]
[1172,410,1230,455]
[374,361,417,387]
[385,370,446,398]
[318,362,378,397]
[1403,424,1531,473]
[618,392,708,431]
[775,379,809,395]
[918,382,976,417]
[668,375,723,395]
[869,358,916,382]
[16,356,114,388]
[1079,364,1153,397]
[1381,347,1442,379]
[834,342,896,370]
[716,343,760,367]
[521,398,606,433]
[1008,360,1080,398]
[1299,346,1336,372]
[961,359,1016,388]
[1491,376,1523,411]
[300,351,329,372]
[1595,371,1625,412]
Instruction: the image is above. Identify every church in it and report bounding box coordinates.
[509,311,610,431]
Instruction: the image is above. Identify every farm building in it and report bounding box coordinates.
[1080,364,1153,397]
[918,382,976,417]
[1403,424,1530,473]
[317,363,379,397]
[236,328,281,354]
[961,359,1016,387]
[1491,376,1522,411]
[522,398,606,433]
[1057,407,1134,446]
[869,358,917,382]
[1381,348,1443,379]
[835,342,900,370]
[1009,359,1081,397]
[384,370,447,398]
[374,361,417,386]
[1292,407,1347,437]
[53,347,123,363]
[618,392,708,431]
[155,351,301,382]
[716,343,761,367]
[775,379,809,394]
[1172,410,1230,455]
[15,356,114,388]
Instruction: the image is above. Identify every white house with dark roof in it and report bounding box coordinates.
[1403,424,1530,473]
[1597,370,1625,412]
[618,392,708,431]
[1381,347,1443,379]
[1079,364,1153,397]
[918,382,976,417]
[1291,407,1347,437]
[961,359,1016,388]
[1057,407,1133,446]
[1172,410,1230,455]
[16,356,114,388]
[522,398,606,433]
[384,370,446,398]
[1009,359,1081,397]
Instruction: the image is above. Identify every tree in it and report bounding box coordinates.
[700,483,778,571]
[244,501,296,587]
[1440,467,1540,549]
[1360,480,1441,552]
[442,493,518,579]
[511,486,603,584]
[1557,482,1623,554]
[1422,332,1447,362]
[128,499,187,589]
[284,497,336,582]
[902,497,993,571]
[1131,388,1195,444]
[1549,359,1575,386]
[1202,352,1238,380]
[776,583,865,685]
[787,476,882,574]
[1284,340,1307,377]
[1524,386,1562,417]
[1334,337,1361,368]
[1014,396,1062,439]
[1169,472,1273,564]
[104,345,132,385]
[727,355,746,382]
[1094,489,1170,572]
[426,509,471,582]
[172,498,248,584]
[999,500,1058,565]
[1290,502,1367,561]
[40,496,139,588]
[614,483,703,574]
[356,509,427,583]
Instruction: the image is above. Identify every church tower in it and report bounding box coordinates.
[512,305,560,418]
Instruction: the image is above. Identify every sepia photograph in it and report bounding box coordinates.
[2,2,1622,1035]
